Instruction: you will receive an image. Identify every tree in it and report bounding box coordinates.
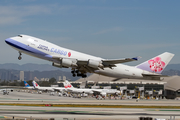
[49,77,56,84]
[40,81,50,86]
[19,81,24,86]
[27,80,33,86]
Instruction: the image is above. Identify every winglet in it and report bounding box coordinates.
[132,56,141,61]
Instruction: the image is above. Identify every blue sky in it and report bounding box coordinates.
[1,0,180,65]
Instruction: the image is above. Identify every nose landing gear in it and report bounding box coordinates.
[18,52,22,60]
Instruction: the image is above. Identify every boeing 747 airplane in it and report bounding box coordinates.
[63,80,120,99]
[5,35,174,80]
[32,81,55,92]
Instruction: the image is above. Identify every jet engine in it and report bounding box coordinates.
[52,58,77,68]
[100,92,106,97]
[115,91,120,95]
[52,62,63,68]
[61,58,74,67]
[87,59,103,69]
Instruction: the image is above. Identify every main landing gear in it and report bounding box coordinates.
[18,52,22,60]
[71,70,87,78]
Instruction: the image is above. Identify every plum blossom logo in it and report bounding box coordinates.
[67,84,71,88]
[148,57,165,72]
[64,83,72,88]
[35,83,38,87]
[68,52,71,57]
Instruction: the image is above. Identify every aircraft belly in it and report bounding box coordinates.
[95,66,143,79]
[21,50,53,61]
[95,68,124,78]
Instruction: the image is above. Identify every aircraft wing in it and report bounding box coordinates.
[92,90,107,96]
[52,55,139,66]
[102,57,140,66]
[92,89,102,94]
[52,55,140,73]
[54,87,66,92]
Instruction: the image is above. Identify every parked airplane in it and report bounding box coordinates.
[63,80,93,95]
[92,89,120,99]
[24,81,34,89]
[32,81,55,92]
[5,35,174,80]
[53,85,67,92]
[63,80,120,99]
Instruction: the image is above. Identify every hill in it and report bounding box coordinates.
[0,63,179,81]
[0,63,180,71]
[0,63,66,71]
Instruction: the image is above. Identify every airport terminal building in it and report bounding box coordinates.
[58,74,180,99]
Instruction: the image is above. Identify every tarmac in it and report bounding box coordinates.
[0,90,180,120]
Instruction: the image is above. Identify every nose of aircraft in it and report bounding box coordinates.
[5,38,13,45]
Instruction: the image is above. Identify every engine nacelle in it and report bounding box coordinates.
[100,92,106,97]
[52,59,77,68]
[115,91,120,95]
[61,58,73,67]
[52,62,62,68]
[87,59,103,69]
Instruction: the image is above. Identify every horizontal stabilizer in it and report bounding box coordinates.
[142,73,168,77]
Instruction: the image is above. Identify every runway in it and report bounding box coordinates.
[0,105,180,120]
[1,90,180,106]
[0,90,180,120]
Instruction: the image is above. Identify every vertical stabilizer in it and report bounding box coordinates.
[136,52,174,74]
[32,81,40,88]
[24,81,30,87]
[63,80,74,88]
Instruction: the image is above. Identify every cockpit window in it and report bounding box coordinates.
[17,35,22,37]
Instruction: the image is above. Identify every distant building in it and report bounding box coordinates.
[57,76,61,81]
[20,71,24,81]
[63,76,66,80]
[34,77,39,81]
[40,78,49,81]
[74,74,180,99]
[25,71,33,80]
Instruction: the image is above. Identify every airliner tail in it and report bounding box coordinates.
[32,81,40,88]
[24,81,30,87]
[63,80,74,88]
[136,52,174,74]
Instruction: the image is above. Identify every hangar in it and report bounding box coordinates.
[70,74,180,99]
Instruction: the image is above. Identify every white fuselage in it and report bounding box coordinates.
[34,86,55,91]
[65,87,120,96]
[5,35,148,79]
[24,86,34,90]
[66,87,94,94]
